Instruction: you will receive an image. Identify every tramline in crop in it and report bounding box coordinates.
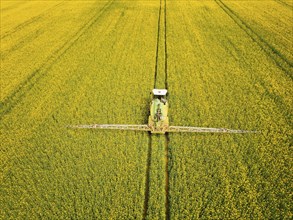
[1,0,291,218]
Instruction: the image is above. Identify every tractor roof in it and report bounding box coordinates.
[153,89,167,96]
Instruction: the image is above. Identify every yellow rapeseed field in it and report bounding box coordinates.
[1,0,292,219]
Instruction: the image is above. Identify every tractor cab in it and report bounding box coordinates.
[148,89,169,133]
[152,89,167,103]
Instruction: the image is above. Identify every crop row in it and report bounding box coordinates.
[223,0,293,68]
[1,0,291,218]
[166,1,291,218]
[1,1,109,102]
[1,1,160,218]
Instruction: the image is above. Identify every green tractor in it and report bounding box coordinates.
[148,89,169,134]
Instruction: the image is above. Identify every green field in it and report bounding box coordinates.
[1,0,292,219]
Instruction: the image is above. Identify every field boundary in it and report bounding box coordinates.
[0,0,115,119]
[215,0,292,79]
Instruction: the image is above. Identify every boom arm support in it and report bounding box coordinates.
[167,126,257,133]
[69,124,151,131]
[69,124,257,133]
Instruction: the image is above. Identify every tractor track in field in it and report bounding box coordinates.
[163,0,170,218]
[215,0,293,126]
[164,133,170,220]
[1,1,65,40]
[180,0,291,128]
[274,0,293,9]
[1,28,45,59]
[1,1,66,59]
[215,0,293,79]
[164,0,168,91]
[153,0,162,89]
[144,0,163,217]
[143,134,152,220]
[145,0,170,218]
[0,0,115,119]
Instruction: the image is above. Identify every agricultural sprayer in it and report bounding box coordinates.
[70,89,257,134]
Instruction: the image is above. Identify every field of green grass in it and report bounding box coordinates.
[1,0,292,219]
